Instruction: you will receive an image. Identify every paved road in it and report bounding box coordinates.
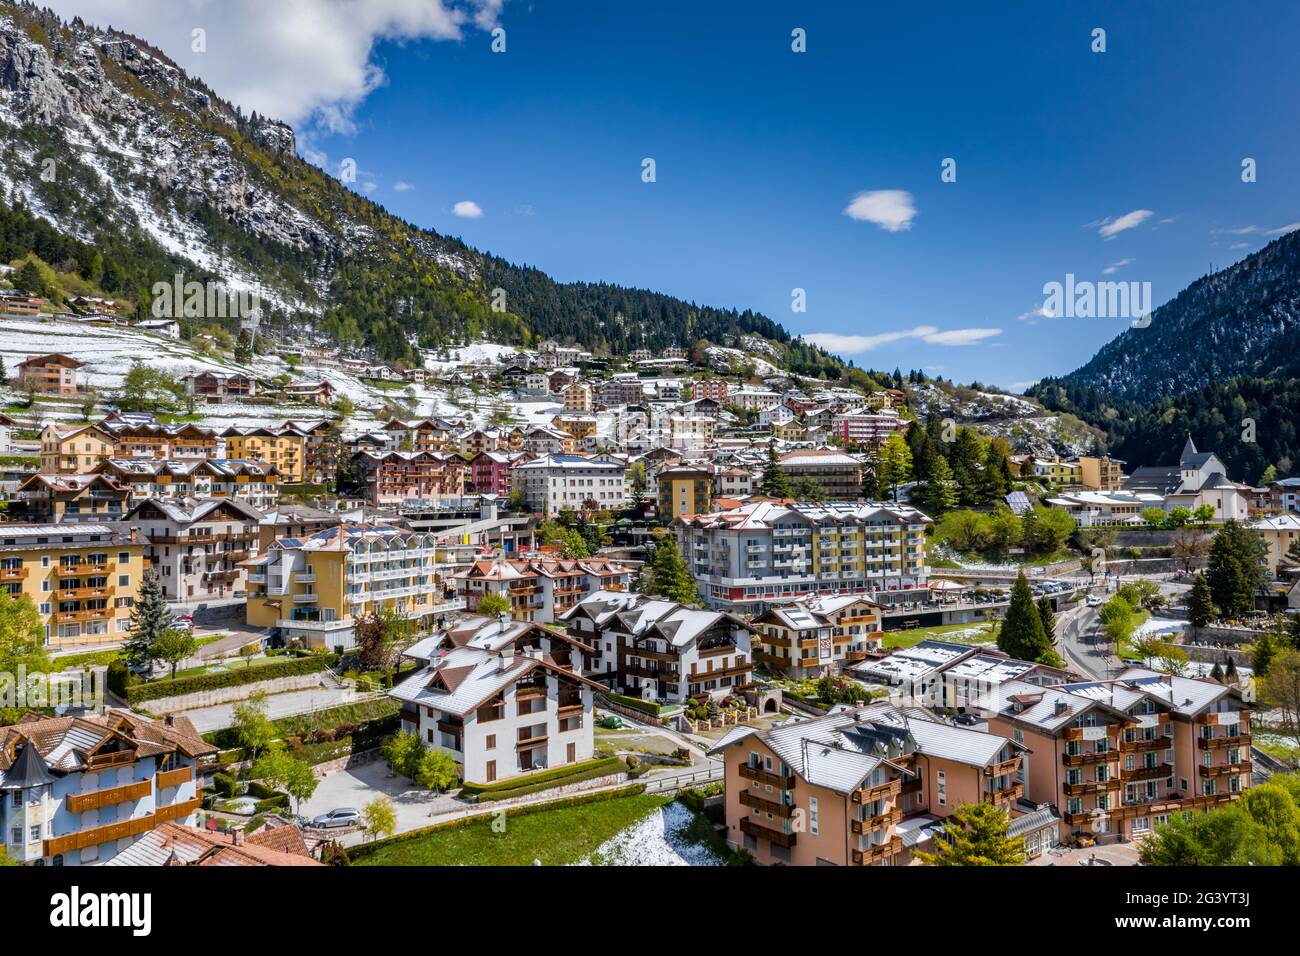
[1056,603,1112,679]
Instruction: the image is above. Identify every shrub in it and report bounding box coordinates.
[213,772,240,798]
[459,756,626,800]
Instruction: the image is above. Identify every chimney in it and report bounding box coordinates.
[232,830,245,846]
[164,714,175,726]
[1053,699,1068,715]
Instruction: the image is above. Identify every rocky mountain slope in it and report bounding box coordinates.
[0,2,824,370]
[907,380,1102,457]
[1040,227,1300,402]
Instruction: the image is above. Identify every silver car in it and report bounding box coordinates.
[312,807,361,829]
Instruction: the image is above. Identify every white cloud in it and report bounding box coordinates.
[45,1,500,134]
[393,181,416,192]
[804,326,1001,354]
[1268,222,1300,236]
[452,200,484,219]
[843,190,917,232]
[1008,379,1039,391]
[1102,258,1135,275]
[1015,305,1053,323]
[1094,209,1154,239]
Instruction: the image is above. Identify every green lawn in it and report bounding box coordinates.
[883,621,999,650]
[354,793,674,866]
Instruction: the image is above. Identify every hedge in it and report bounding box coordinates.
[459,755,624,797]
[466,757,629,803]
[203,697,398,748]
[346,784,648,861]
[126,655,335,705]
[600,692,666,717]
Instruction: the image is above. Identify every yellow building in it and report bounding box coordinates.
[1030,457,1081,487]
[1076,455,1125,491]
[222,426,308,483]
[244,523,464,651]
[657,466,713,518]
[0,523,145,647]
[39,423,115,474]
[772,419,807,443]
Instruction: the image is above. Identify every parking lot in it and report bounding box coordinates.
[299,759,464,845]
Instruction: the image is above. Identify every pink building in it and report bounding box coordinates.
[470,450,516,498]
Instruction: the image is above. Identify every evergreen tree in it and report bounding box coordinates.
[758,441,791,499]
[645,535,698,605]
[998,572,1053,663]
[860,467,882,501]
[915,454,958,514]
[875,433,913,501]
[1207,521,1265,617]
[1253,628,1280,677]
[1210,661,1224,682]
[915,801,1025,866]
[123,568,173,673]
[1225,656,1238,681]
[1187,574,1218,629]
[1036,596,1056,642]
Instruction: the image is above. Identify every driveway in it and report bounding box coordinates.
[179,686,378,732]
[300,760,463,846]
[1030,841,1141,866]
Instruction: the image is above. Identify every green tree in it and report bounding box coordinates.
[1186,574,1218,628]
[232,691,276,758]
[1192,503,1217,527]
[362,796,398,842]
[14,258,51,298]
[998,573,1054,664]
[413,747,459,794]
[1139,804,1282,866]
[1261,649,1300,751]
[644,535,698,605]
[629,461,647,506]
[1021,506,1075,554]
[937,509,993,554]
[875,433,913,501]
[915,801,1025,866]
[476,591,512,618]
[914,454,958,515]
[1239,782,1300,865]
[1253,628,1281,677]
[1036,597,1056,642]
[758,441,792,499]
[561,527,590,558]
[381,731,424,778]
[0,591,52,724]
[283,756,320,813]
[150,627,197,680]
[1206,521,1265,616]
[1166,506,1192,528]
[1141,507,1166,528]
[118,359,183,412]
[123,567,173,673]
[1099,595,1136,651]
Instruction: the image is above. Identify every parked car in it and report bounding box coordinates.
[311,808,361,829]
[952,713,980,726]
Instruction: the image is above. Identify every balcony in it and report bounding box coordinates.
[1122,763,1172,782]
[740,816,796,848]
[853,778,902,803]
[1197,709,1250,725]
[739,790,795,818]
[1108,792,1240,821]
[55,562,115,577]
[1198,734,1251,749]
[851,835,902,865]
[985,756,1022,777]
[1120,736,1171,753]
[0,566,28,581]
[85,750,135,770]
[1064,779,1122,797]
[65,778,152,813]
[738,763,795,790]
[516,731,548,749]
[1201,760,1252,778]
[292,592,319,603]
[53,607,112,624]
[985,782,1024,807]
[42,798,202,857]
[1062,750,1116,767]
[55,585,116,601]
[156,765,194,789]
[1064,724,1120,741]
[851,807,903,834]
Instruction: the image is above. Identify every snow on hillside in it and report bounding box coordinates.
[908,381,1101,457]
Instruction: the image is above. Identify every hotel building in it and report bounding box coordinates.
[749,595,881,679]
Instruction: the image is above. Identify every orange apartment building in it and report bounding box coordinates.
[987,668,1255,843]
[749,594,882,679]
[708,703,1043,866]
[351,450,467,505]
[40,413,218,474]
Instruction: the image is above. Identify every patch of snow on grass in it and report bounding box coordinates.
[574,800,725,867]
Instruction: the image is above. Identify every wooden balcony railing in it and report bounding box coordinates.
[851,835,902,865]
[1120,736,1171,753]
[853,778,902,803]
[1198,734,1251,749]
[851,807,903,835]
[985,756,1022,777]
[55,562,115,577]
[1201,760,1252,778]
[42,798,201,857]
[85,750,136,770]
[1108,792,1240,821]
[985,782,1024,807]
[1065,724,1119,741]
[156,765,194,790]
[0,566,29,581]
[1062,750,1116,767]
[739,763,795,789]
[739,790,795,818]
[740,816,797,848]
[1122,763,1172,782]
[65,779,151,813]
[1064,779,1122,797]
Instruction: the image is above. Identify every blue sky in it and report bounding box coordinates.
[53,1,1300,388]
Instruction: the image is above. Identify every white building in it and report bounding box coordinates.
[391,616,602,783]
[124,497,264,602]
[0,710,215,866]
[512,454,628,516]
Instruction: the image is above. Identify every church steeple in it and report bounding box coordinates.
[1180,433,1197,464]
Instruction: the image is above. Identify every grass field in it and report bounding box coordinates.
[882,621,999,650]
[354,793,675,866]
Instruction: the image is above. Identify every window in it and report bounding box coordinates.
[809,796,819,836]
[485,735,496,750]
[937,770,947,807]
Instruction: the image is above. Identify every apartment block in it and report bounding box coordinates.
[125,498,263,601]
[454,556,633,624]
[829,410,906,447]
[93,458,281,511]
[512,454,628,516]
[657,466,713,519]
[351,450,466,505]
[14,473,131,523]
[1076,455,1125,491]
[691,380,732,403]
[17,353,81,396]
[0,523,144,647]
[750,595,881,678]
[392,616,602,783]
[0,709,215,866]
[244,522,466,650]
[677,500,931,616]
[707,703,1034,866]
[39,414,219,474]
[778,449,867,499]
[222,426,310,483]
[562,590,754,703]
[987,668,1255,843]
